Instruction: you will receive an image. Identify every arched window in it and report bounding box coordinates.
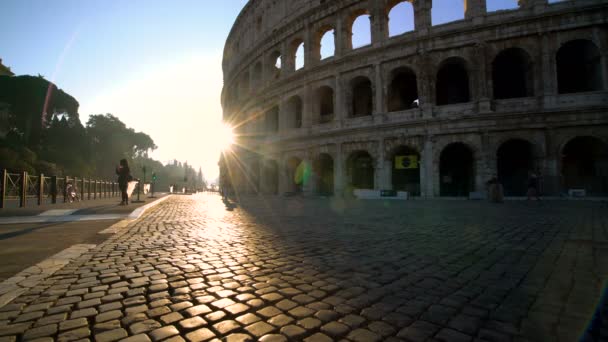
[440,143,474,196]
[286,96,303,129]
[387,67,418,111]
[316,86,334,123]
[556,40,603,94]
[348,151,374,189]
[492,48,534,99]
[436,57,470,105]
[432,0,465,26]
[388,1,415,37]
[351,13,372,49]
[562,136,608,195]
[497,139,535,195]
[486,0,519,12]
[293,40,305,70]
[351,76,373,117]
[320,29,335,60]
[269,51,282,79]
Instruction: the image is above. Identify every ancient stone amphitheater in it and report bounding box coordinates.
[221,0,608,199]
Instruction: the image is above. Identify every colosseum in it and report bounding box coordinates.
[220,0,608,199]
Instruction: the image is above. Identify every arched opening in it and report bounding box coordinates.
[286,157,306,193]
[351,76,373,117]
[497,139,535,196]
[348,151,375,189]
[440,143,474,196]
[320,28,335,60]
[493,48,534,99]
[387,67,419,112]
[562,137,608,196]
[391,146,421,195]
[351,13,372,49]
[487,0,519,12]
[557,40,603,94]
[286,96,303,129]
[293,40,305,71]
[265,107,279,133]
[252,62,263,88]
[388,1,415,37]
[269,51,282,79]
[264,160,279,195]
[436,57,470,105]
[314,154,334,196]
[316,86,334,123]
[432,0,465,26]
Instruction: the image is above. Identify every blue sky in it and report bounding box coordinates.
[1,0,522,181]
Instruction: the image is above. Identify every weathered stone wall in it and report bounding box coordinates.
[222,0,608,198]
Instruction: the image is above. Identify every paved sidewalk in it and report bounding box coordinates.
[0,194,606,341]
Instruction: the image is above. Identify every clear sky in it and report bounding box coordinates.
[1,0,520,182]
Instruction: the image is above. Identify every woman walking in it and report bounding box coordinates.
[116,159,132,205]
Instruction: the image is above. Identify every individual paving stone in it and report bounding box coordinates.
[297,317,322,330]
[119,334,151,342]
[14,311,44,323]
[0,323,33,336]
[34,313,67,326]
[368,321,396,337]
[185,328,215,342]
[320,321,349,337]
[94,320,122,333]
[447,315,482,335]
[170,301,193,311]
[147,306,171,318]
[267,314,293,327]
[129,320,162,335]
[347,328,382,342]
[204,311,226,322]
[434,328,473,342]
[96,310,123,323]
[288,306,314,318]
[148,326,180,342]
[315,310,339,322]
[258,334,286,342]
[149,299,172,309]
[123,296,146,307]
[195,296,216,305]
[244,321,274,337]
[99,302,123,313]
[95,328,128,342]
[223,333,252,342]
[48,304,74,315]
[179,316,207,330]
[0,311,19,320]
[23,303,52,313]
[77,298,101,309]
[397,320,441,341]
[211,298,235,309]
[246,299,264,308]
[279,325,306,339]
[212,320,240,335]
[185,305,212,317]
[22,324,57,340]
[59,318,88,331]
[0,303,25,312]
[257,306,282,318]
[125,305,148,315]
[303,333,332,342]
[160,312,184,325]
[275,299,297,312]
[57,327,91,342]
[71,308,98,319]
[224,303,249,316]
[292,295,315,305]
[339,314,366,328]
[236,313,261,326]
[260,293,283,303]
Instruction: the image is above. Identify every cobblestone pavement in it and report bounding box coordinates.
[0,194,606,342]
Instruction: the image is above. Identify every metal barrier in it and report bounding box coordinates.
[0,169,119,209]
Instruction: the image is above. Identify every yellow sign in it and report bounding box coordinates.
[395,155,418,169]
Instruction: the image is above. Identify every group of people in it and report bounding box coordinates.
[487,171,542,203]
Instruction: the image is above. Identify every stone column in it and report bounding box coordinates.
[302,86,313,128]
[413,0,432,36]
[334,144,345,196]
[370,3,387,47]
[376,140,389,190]
[481,132,495,196]
[304,26,315,68]
[540,34,557,108]
[374,63,384,115]
[474,42,492,113]
[335,73,345,125]
[335,15,347,58]
[421,136,435,198]
[465,0,486,24]
[417,53,434,119]
[543,129,559,195]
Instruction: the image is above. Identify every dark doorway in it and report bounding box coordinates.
[436,57,470,105]
[497,139,534,196]
[314,154,334,196]
[391,146,421,195]
[440,143,474,196]
[264,160,279,195]
[492,48,534,99]
[317,86,334,123]
[349,151,374,189]
[351,77,373,117]
[387,68,418,112]
[286,157,304,193]
[562,137,608,196]
[557,40,603,94]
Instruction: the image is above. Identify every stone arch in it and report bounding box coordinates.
[350,76,374,117]
[560,136,608,196]
[268,50,282,79]
[439,142,475,196]
[348,9,372,50]
[387,66,419,112]
[556,39,603,94]
[291,38,305,71]
[389,145,421,195]
[316,25,336,60]
[387,0,415,37]
[496,139,539,196]
[285,156,306,193]
[347,150,375,190]
[315,85,335,123]
[492,47,534,99]
[285,95,303,129]
[436,57,470,105]
[313,153,334,196]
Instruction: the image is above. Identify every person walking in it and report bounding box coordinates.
[527,171,541,201]
[116,159,132,205]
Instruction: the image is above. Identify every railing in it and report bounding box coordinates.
[0,169,120,209]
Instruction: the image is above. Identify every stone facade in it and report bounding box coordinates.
[221,0,608,198]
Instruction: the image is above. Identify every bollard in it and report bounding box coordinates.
[81,177,85,201]
[19,171,27,208]
[51,176,57,204]
[38,173,44,206]
[0,169,6,209]
[87,179,91,200]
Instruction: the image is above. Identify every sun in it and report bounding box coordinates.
[216,123,235,152]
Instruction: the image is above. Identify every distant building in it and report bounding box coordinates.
[0,58,14,138]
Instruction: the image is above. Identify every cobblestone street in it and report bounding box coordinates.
[0,194,606,342]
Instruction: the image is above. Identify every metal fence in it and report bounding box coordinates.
[0,169,119,209]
